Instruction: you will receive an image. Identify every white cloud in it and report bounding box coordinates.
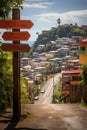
[23,3,47,9]
[23,1,53,9]
[21,9,87,41]
[66,9,87,16]
[35,9,87,23]
[25,0,52,2]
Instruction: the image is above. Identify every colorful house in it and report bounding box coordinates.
[62,70,82,103]
[78,39,87,64]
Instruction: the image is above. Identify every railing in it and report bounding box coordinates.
[61,93,69,99]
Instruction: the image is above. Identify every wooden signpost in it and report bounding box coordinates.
[0,20,33,29]
[2,31,30,41]
[1,43,30,52]
[0,8,33,119]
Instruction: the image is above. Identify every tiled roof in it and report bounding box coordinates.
[62,69,81,74]
[80,39,87,46]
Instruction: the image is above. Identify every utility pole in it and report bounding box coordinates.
[52,66,55,96]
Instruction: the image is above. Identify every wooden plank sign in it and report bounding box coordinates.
[2,31,30,41]
[0,20,34,29]
[1,43,31,52]
[0,9,34,119]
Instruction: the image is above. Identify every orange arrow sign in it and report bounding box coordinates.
[0,20,33,29]
[1,43,31,52]
[2,31,30,41]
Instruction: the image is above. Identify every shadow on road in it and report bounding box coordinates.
[0,116,47,130]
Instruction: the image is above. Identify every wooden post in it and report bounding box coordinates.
[0,8,33,119]
[12,9,21,119]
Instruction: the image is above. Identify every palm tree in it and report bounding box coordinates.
[57,18,61,27]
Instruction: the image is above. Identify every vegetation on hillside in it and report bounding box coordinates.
[29,24,87,57]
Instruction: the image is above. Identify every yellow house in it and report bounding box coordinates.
[78,39,87,64]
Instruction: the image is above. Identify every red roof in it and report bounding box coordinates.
[79,39,87,46]
[62,70,81,74]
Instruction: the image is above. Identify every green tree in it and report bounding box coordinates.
[0,46,13,111]
[0,0,24,19]
[80,64,87,104]
[21,77,29,104]
[0,0,24,112]
[80,64,87,85]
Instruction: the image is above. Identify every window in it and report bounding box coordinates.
[80,46,86,51]
[72,76,79,81]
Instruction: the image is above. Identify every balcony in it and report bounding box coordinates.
[70,80,80,85]
[62,90,70,95]
[78,50,87,54]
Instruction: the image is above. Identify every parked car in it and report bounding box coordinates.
[34,96,39,100]
[40,88,45,93]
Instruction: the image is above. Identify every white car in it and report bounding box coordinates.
[34,96,39,100]
[40,88,45,93]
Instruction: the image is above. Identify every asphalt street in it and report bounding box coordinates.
[34,73,61,104]
[0,104,87,130]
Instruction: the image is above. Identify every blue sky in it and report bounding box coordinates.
[20,0,87,42]
[0,0,87,44]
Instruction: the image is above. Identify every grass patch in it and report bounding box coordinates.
[53,78,64,103]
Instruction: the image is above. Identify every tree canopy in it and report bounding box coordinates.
[0,45,13,111]
[80,64,87,85]
[0,0,24,19]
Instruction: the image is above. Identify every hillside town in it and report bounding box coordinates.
[20,34,87,103]
[1,1,87,129]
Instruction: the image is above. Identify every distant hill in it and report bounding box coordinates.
[28,24,87,57]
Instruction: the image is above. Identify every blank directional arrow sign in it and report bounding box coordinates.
[1,43,31,52]
[0,20,34,29]
[2,31,30,41]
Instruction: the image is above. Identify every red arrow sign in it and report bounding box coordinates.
[0,20,33,29]
[2,31,30,41]
[1,43,30,52]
